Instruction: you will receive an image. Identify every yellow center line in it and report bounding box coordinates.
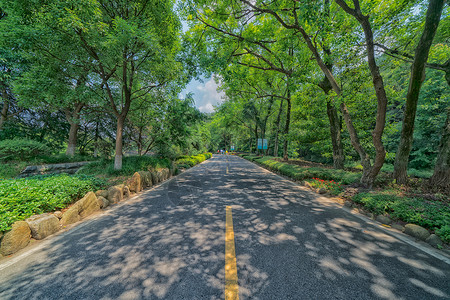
[225,206,239,300]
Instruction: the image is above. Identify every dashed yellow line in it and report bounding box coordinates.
[225,206,239,300]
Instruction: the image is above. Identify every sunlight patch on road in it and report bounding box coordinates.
[225,206,239,300]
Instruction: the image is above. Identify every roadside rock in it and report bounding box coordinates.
[151,172,160,184]
[77,192,100,218]
[97,196,109,209]
[0,221,31,256]
[138,171,153,188]
[95,190,108,198]
[61,192,100,225]
[162,168,171,180]
[392,223,404,231]
[53,211,63,219]
[344,201,353,208]
[426,234,443,248]
[342,187,359,199]
[26,214,60,240]
[123,186,130,199]
[127,172,141,193]
[107,185,123,204]
[60,204,80,226]
[404,224,430,241]
[318,188,327,194]
[376,215,392,225]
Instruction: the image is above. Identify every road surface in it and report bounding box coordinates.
[0,155,449,299]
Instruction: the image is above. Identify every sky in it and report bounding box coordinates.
[180,76,225,114]
[179,18,225,114]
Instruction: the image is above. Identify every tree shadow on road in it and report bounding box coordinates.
[0,155,449,300]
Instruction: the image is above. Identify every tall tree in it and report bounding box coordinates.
[6,0,182,169]
[393,0,445,184]
[429,107,450,192]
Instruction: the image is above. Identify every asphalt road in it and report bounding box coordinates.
[0,155,449,299]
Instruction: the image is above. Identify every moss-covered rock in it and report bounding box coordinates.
[404,224,430,241]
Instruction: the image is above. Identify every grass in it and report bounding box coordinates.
[0,174,106,232]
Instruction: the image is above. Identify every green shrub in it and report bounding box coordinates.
[0,139,50,162]
[435,225,450,244]
[0,174,106,231]
[174,153,212,169]
[175,158,197,168]
[34,154,97,164]
[176,155,190,160]
[352,191,450,233]
[247,156,361,184]
[78,156,172,177]
[0,161,27,179]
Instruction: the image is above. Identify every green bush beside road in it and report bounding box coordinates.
[242,155,360,184]
[77,156,173,177]
[0,139,50,162]
[353,191,450,243]
[175,153,212,169]
[0,174,106,232]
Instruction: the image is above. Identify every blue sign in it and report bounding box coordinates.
[257,139,268,150]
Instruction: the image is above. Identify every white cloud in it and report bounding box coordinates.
[181,76,224,113]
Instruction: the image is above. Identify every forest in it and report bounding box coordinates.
[0,2,449,189]
[189,0,449,191]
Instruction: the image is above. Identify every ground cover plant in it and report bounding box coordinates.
[353,191,450,243]
[77,156,173,178]
[242,155,361,185]
[0,174,106,232]
[175,153,212,169]
[307,178,343,196]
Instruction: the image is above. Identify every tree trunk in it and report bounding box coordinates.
[273,99,284,157]
[254,125,259,155]
[335,0,390,187]
[137,126,143,156]
[327,102,345,169]
[0,98,8,131]
[0,86,10,131]
[66,122,79,156]
[114,115,126,170]
[394,0,445,185]
[340,102,372,177]
[93,121,99,158]
[283,90,291,161]
[64,104,84,157]
[429,107,450,192]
